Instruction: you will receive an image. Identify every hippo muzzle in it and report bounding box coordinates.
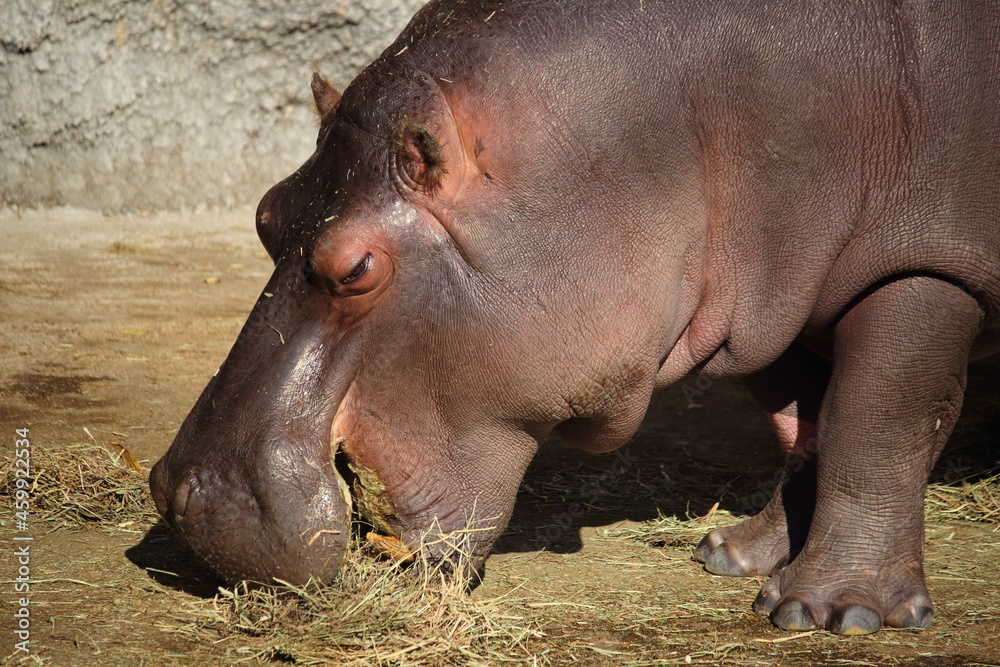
[150,293,356,585]
[150,438,351,585]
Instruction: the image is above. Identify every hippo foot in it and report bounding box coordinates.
[693,509,794,577]
[751,555,933,635]
[694,455,816,577]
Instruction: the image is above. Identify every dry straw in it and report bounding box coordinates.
[0,440,158,531]
[167,528,549,665]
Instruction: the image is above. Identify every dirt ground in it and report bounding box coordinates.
[1,206,998,665]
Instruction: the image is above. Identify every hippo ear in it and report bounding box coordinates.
[311,71,341,119]
[395,121,446,193]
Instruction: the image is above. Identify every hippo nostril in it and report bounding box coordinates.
[172,470,200,519]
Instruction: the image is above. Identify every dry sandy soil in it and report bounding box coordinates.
[0,206,997,665]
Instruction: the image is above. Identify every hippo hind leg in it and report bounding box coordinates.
[753,276,982,635]
[695,344,829,577]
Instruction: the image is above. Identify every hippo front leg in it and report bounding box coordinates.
[695,344,828,576]
[753,276,982,635]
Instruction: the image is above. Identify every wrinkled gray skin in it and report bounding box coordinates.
[150,0,1000,634]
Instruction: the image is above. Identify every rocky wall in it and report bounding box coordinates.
[0,0,424,212]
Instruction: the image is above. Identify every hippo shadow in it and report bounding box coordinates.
[494,362,1000,557]
[125,521,226,597]
[495,376,783,556]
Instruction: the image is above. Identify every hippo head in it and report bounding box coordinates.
[150,25,685,584]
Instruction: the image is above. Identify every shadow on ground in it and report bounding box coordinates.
[125,522,225,598]
[495,359,999,557]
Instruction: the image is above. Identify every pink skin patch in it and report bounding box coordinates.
[769,412,818,456]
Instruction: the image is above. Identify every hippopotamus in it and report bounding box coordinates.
[150,0,1000,636]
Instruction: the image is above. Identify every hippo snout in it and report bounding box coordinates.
[149,451,352,585]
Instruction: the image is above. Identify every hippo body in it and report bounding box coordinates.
[151,0,1000,635]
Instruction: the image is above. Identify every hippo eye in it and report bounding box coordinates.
[341,254,372,284]
[310,243,389,299]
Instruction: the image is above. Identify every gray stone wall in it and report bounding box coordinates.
[0,0,424,212]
